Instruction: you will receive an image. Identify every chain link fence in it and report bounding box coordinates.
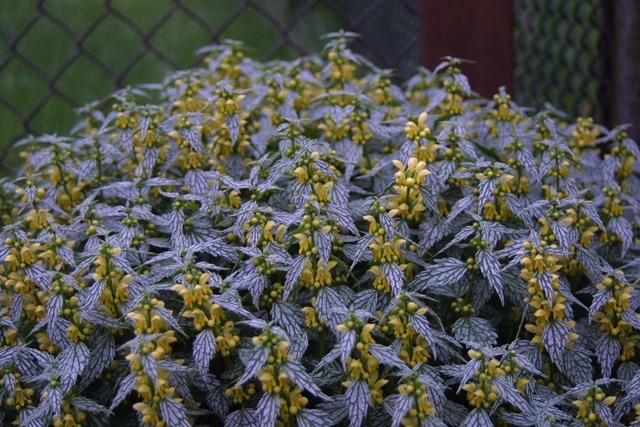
[0,0,614,174]
[514,0,611,124]
[0,0,419,174]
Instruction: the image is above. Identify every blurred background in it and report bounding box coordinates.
[0,0,637,174]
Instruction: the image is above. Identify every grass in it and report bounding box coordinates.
[0,0,343,171]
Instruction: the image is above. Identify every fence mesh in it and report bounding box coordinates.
[0,0,613,174]
[513,0,611,124]
[0,0,419,174]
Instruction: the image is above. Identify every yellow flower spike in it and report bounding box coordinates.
[259,370,277,393]
[293,167,309,183]
[136,384,153,401]
[347,359,364,379]
[361,324,376,343]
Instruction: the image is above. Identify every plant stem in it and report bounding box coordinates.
[319,328,326,358]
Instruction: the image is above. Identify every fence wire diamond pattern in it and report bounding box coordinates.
[0,0,419,173]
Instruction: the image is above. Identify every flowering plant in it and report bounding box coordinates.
[1,32,640,427]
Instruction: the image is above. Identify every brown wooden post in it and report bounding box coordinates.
[419,0,514,98]
[611,0,640,142]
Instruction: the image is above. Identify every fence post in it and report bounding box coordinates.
[611,0,640,141]
[419,0,514,98]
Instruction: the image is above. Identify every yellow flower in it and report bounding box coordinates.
[368,372,388,406]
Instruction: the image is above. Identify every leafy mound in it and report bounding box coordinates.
[1,33,640,427]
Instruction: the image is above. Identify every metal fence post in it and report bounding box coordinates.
[419,0,514,98]
[611,0,640,141]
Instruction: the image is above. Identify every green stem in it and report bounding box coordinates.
[319,328,326,358]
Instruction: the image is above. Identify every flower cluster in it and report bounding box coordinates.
[0,32,640,427]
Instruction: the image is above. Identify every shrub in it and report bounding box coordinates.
[0,32,639,427]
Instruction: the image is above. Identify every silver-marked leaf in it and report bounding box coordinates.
[158,397,191,427]
[621,309,640,331]
[391,393,414,427]
[288,330,309,361]
[340,329,357,365]
[236,345,269,385]
[381,262,404,296]
[627,369,640,398]
[419,215,447,251]
[347,234,374,269]
[58,342,89,380]
[536,270,556,304]
[608,216,633,256]
[440,401,469,426]
[457,359,482,393]
[379,213,396,237]
[317,396,349,426]
[368,344,405,369]
[80,330,115,388]
[314,229,333,265]
[314,346,342,376]
[81,280,104,310]
[410,258,467,292]
[440,226,475,253]
[542,320,569,365]
[48,317,72,350]
[181,126,203,153]
[281,360,327,399]
[589,288,612,321]
[154,306,185,336]
[594,401,623,427]
[120,128,134,151]
[0,347,19,369]
[574,244,607,282]
[203,376,229,419]
[345,379,370,427]
[462,408,493,427]
[227,115,241,144]
[409,313,434,349]
[452,317,497,347]
[69,397,111,416]
[225,409,260,427]
[248,224,261,247]
[110,372,136,410]
[256,392,280,427]
[491,376,531,412]
[353,290,378,314]
[295,408,328,427]
[316,286,348,330]
[419,174,439,212]
[56,245,75,266]
[272,302,304,336]
[193,329,216,374]
[596,334,620,378]
[581,202,604,230]
[476,249,504,304]
[139,116,151,141]
[446,195,475,224]
[284,255,307,299]
[141,354,158,383]
[478,178,496,207]
[516,148,537,177]
[549,219,575,250]
[44,294,63,326]
[213,290,254,319]
[560,347,593,384]
[248,275,268,307]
